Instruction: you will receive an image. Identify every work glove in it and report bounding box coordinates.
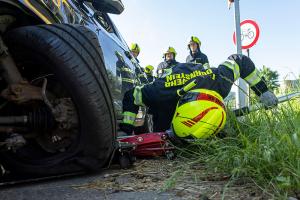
[259,91,278,108]
[165,128,189,145]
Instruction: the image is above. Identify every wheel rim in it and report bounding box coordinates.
[1,52,82,164]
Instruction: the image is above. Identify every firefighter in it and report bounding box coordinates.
[186,36,209,68]
[144,65,155,82]
[130,43,141,62]
[129,43,148,84]
[137,67,148,84]
[156,47,179,78]
[119,54,278,137]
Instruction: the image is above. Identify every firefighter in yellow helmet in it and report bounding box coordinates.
[129,43,148,84]
[186,36,209,67]
[130,43,141,60]
[144,65,155,82]
[156,47,179,78]
[119,54,278,137]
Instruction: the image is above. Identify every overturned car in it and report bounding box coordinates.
[0,0,148,176]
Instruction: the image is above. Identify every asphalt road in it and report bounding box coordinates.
[0,172,181,200]
[0,158,270,200]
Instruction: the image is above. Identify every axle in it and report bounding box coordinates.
[0,109,55,132]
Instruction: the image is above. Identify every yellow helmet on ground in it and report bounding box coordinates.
[188,36,201,47]
[130,43,140,54]
[163,46,177,57]
[144,65,154,73]
[172,89,226,139]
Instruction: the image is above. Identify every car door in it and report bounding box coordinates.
[82,4,141,118]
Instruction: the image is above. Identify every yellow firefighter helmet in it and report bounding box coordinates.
[144,65,154,73]
[163,46,177,57]
[130,43,141,54]
[172,89,226,139]
[188,36,201,47]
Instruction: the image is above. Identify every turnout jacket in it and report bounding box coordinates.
[121,54,268,132]
[186,50,209,65]
[156,60,179,78]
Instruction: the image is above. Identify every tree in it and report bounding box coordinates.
[259,65,280,91]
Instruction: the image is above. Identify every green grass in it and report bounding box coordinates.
[177,98,300,199]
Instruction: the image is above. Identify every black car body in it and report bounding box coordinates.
[0,0,147,176]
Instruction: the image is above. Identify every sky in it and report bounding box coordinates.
[110,0,300,81]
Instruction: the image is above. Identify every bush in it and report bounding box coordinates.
[181,98,300,198]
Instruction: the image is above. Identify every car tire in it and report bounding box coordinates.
[1,24,116,175]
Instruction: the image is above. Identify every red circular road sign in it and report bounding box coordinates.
[233,19,260,49]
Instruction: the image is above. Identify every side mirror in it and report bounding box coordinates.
[92,0,124,14]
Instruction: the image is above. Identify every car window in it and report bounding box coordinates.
[94,12,114,33]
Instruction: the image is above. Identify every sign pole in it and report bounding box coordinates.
[234,0,249,108]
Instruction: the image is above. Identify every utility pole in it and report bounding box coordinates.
[233,0,249,108]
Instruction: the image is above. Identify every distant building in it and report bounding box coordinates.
[280,79,300,92]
